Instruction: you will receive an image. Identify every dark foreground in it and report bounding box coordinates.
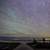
[0,36,50,50]
[14,44,50,50]
[0,42,50,50]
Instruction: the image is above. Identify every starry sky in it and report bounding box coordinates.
[0,0,49,37]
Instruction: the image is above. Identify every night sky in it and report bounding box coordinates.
[0,0,49,37]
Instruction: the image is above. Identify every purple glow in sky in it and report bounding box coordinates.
[0,0,49,37]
